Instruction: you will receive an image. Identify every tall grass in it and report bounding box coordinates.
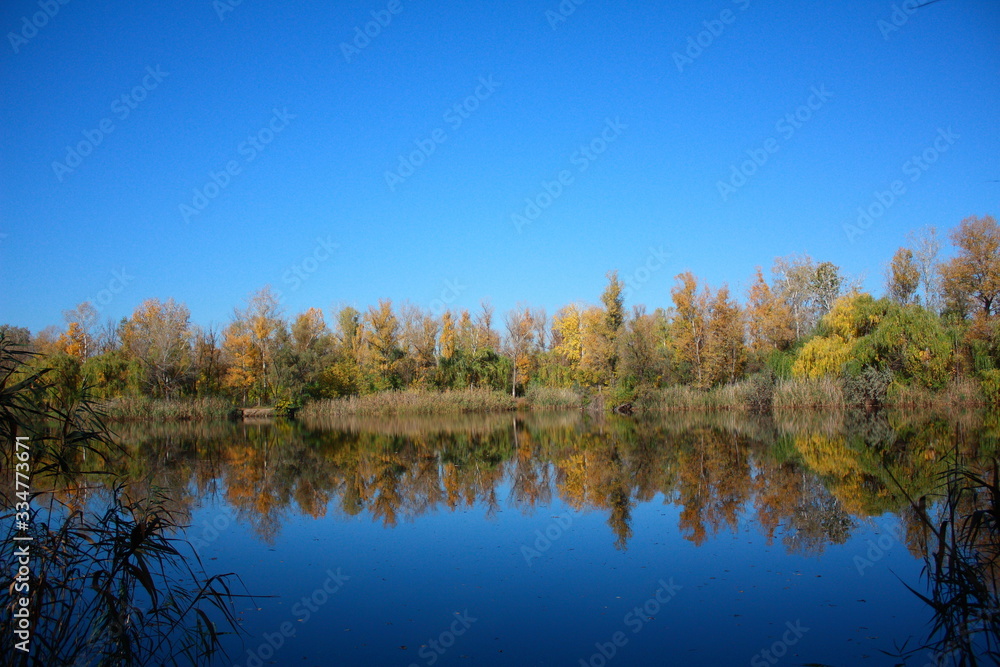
[772,377,845,410]
[632,376,992,413]
[887,457,1000,664]
[524,386,586,410]
[0,338,245,666]
[887,378,985,409]
[97,396,236,422]
[633,377,844,412]
[300,388,517,418]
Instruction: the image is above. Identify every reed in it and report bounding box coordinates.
[97,396,236,422]
[299,387,517,418]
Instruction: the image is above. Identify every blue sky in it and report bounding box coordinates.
[1,0,998,332]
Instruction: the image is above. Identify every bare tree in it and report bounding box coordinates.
[908,225,942,312]
[503,306,534,397]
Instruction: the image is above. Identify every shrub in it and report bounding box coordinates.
[745,370,776,412]
[842,366,894,408]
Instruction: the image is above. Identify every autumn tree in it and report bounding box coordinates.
[398,305,438,386]
[0,325,30,347]
[600,270,625,377]
[810,261,844,317]
[121,298,194,397]
[61,302,99,359]
[362,299,401,389]
[579,306,613,386]
[223,287,285,403]
[940,215,1000,318]
[192,324,224,395]
[704,286,745,385]
[551,304,583,368]
[334,307,361,356]
[316,306,363,397]
[439,311,456,360]
[618,306,664,386]
[578,272,626,386]
[504,306,535,396]
[669,272,710,387]
[745,267,794,354]
[886,247,920,305]
[273,308,334,398]
[59,322,90,360]
[456,310,475,355]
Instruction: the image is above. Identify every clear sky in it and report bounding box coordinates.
[1,0,998,333]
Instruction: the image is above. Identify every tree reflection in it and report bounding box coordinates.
[90,409,996,560]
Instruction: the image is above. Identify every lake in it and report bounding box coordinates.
[107,409,997,666]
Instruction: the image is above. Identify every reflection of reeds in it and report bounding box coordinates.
[888,458,1000,665]
[0,339,245,666]
[302,409,581,438]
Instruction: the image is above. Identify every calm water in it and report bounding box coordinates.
[109,410,997,666]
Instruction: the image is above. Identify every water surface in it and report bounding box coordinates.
[110,410,997,666]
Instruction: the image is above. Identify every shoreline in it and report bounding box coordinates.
[93,379,995,422]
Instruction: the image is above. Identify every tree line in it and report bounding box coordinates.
[4,215,998,408]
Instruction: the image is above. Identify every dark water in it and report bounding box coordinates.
[109,410,997,666]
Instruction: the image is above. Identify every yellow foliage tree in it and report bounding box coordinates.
[745,267,794,353]
[670,272,710,387]
[551,304,583,367]
[792,335,853,378]
[439,311,456,360]
[59,321,88,359]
